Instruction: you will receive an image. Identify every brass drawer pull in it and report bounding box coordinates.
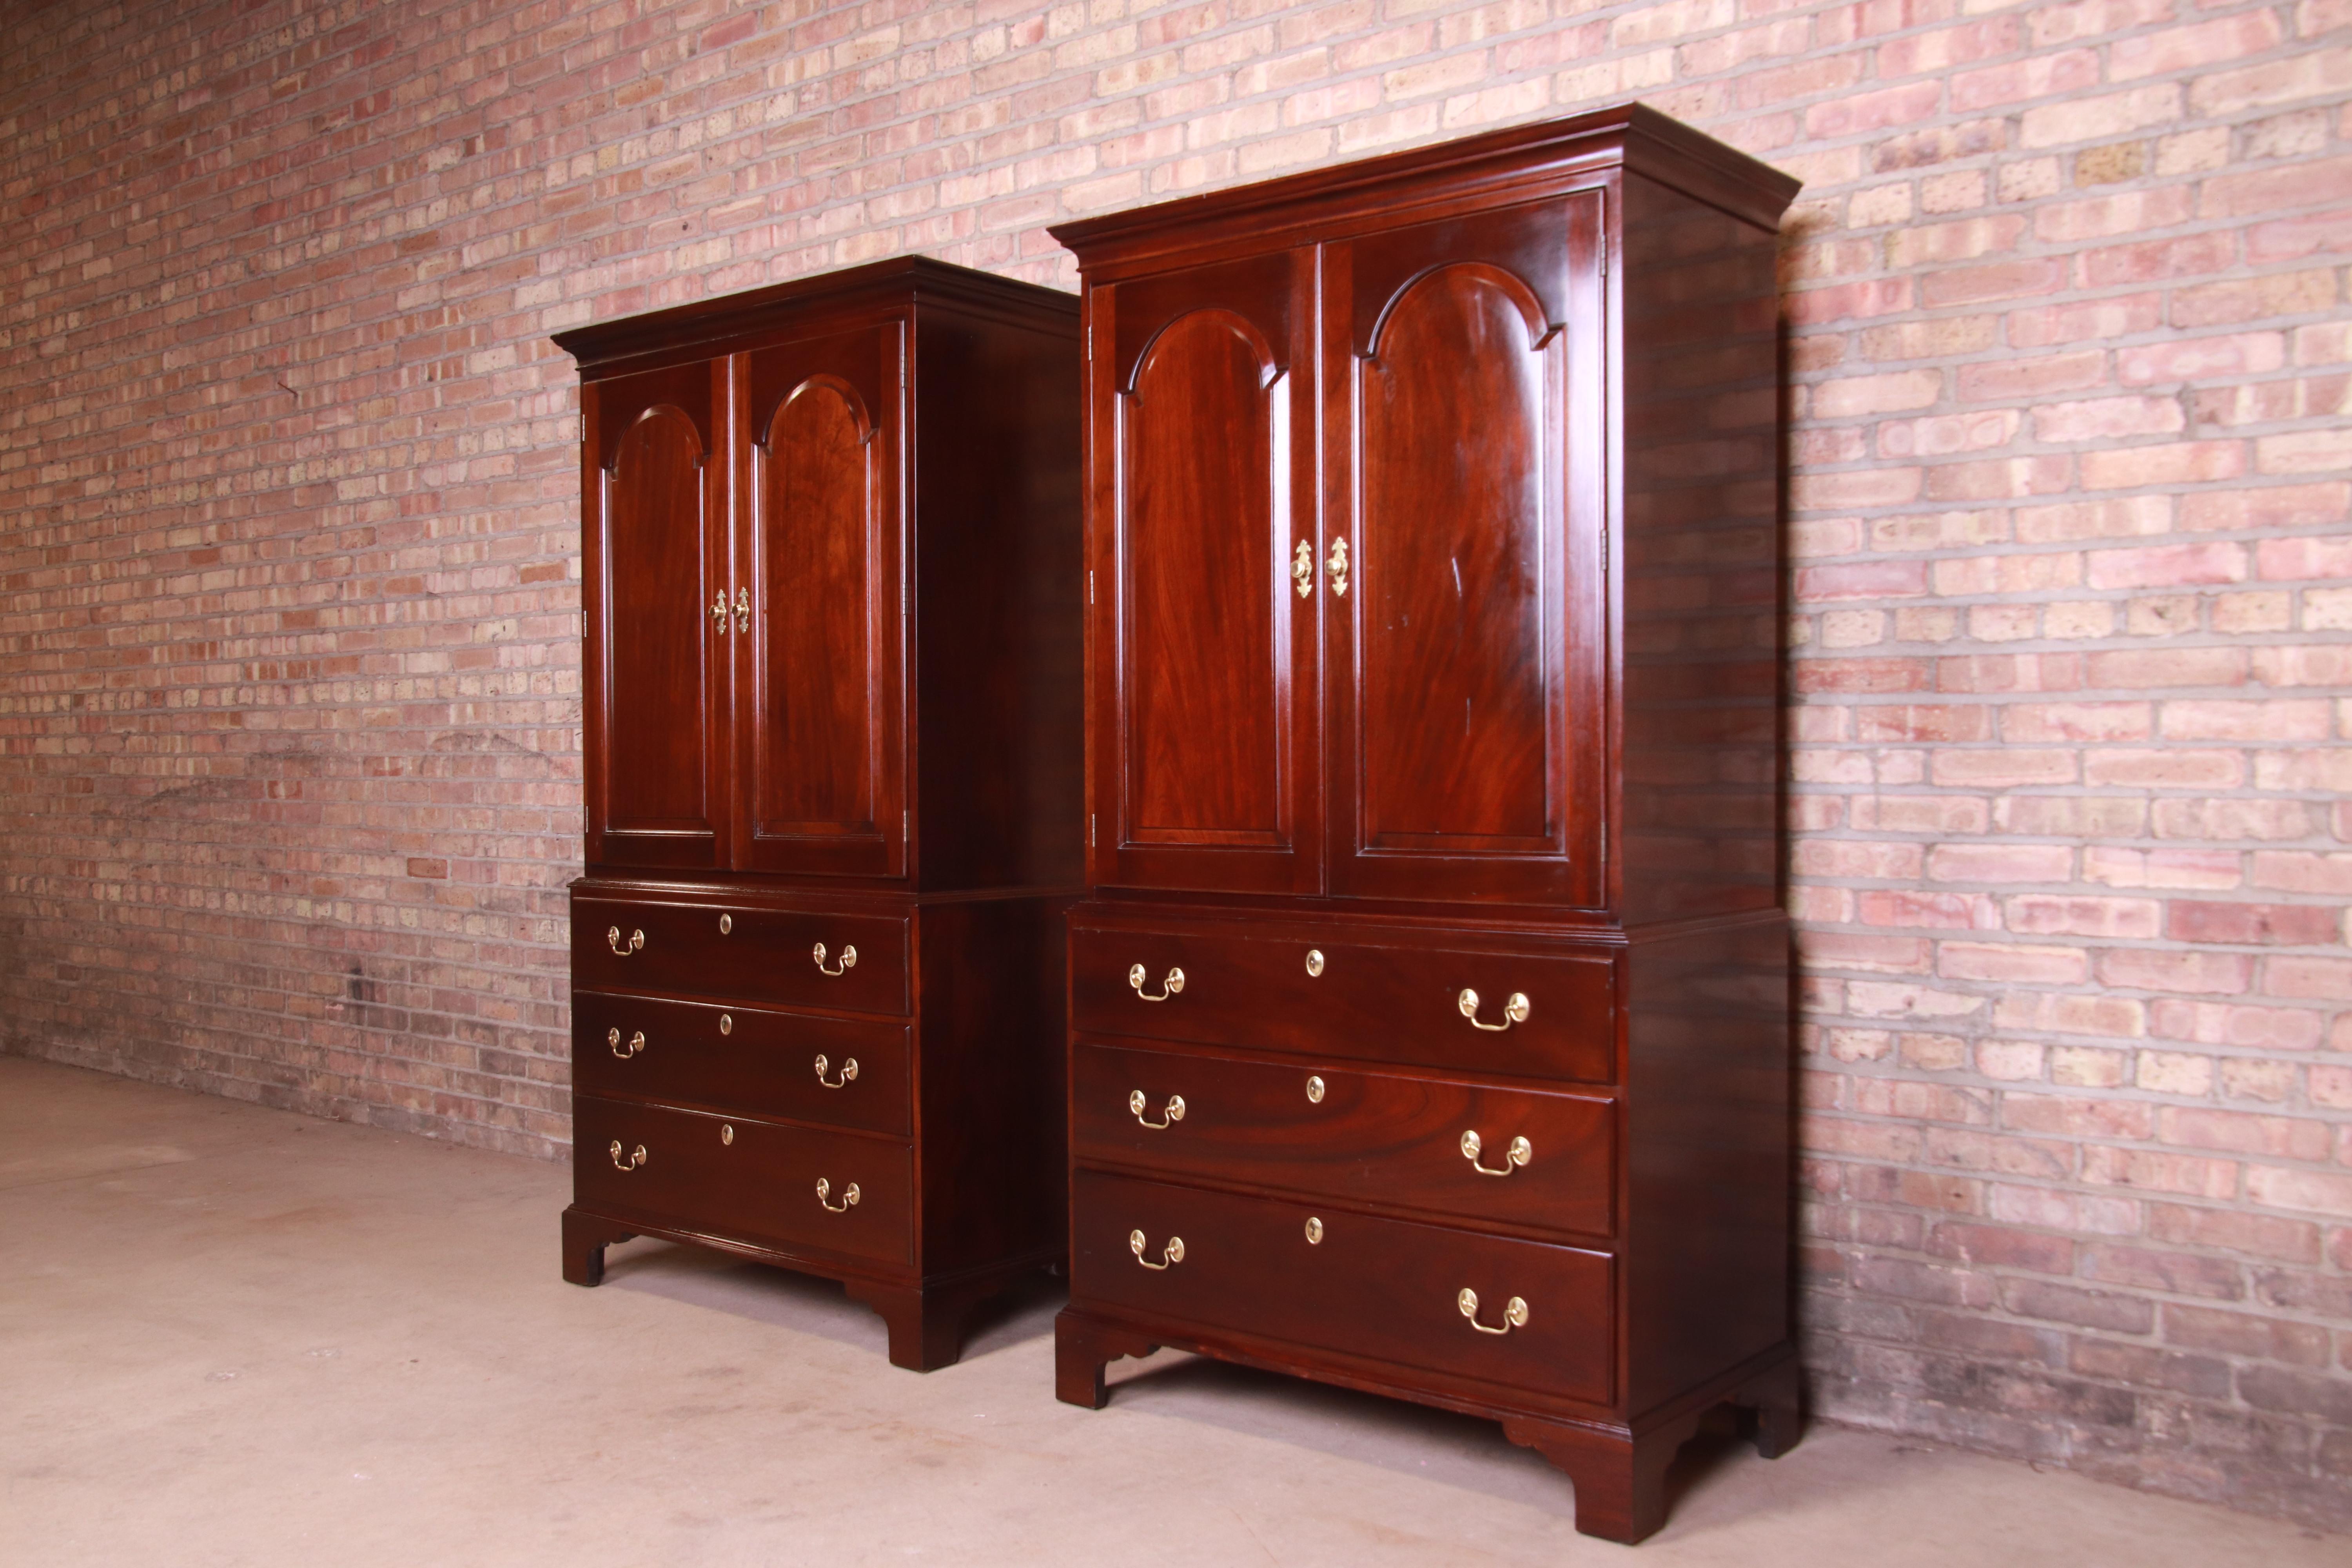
[1461,1130,1531,1176]
[608,1141,646,1172]
[1458,988,1529,1031]
[1129,1229,1185,1270]
[815,1054,859,1089]
[607,1028,646,1060]
[1128,1090,1185,1129]
[813,942,857,976]
[1128,964,1184,1002]
[1326,536,1349,597]
[1458,1287,1528,1335]
[607,926,644,957]
[815,1178,860,1212]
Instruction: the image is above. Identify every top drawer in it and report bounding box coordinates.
[1070,922,1615,1083]
[575,895,910,1015]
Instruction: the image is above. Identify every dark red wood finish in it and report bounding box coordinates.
[556,259,1082,1370]
[1052,104,1800,1543]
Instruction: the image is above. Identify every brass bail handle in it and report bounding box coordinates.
[607,927,644,957]
[814,1054,859,1089]
[1128,963,1184,1002]
[607,1028,646,1060]
[608,1141,647,1172]
[1129,1229,1184,1270]
[815,1177,860,1212]
[1457,1287,1528,1335]
[1128,1090,1185,1130]
[1461,1129,1532,1177]
[813,942,857,977]
[1457,988,1529,1031]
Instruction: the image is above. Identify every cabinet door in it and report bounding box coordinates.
[1321,193,1609,904]
[584,361,730,870]
[736,325,907,878]
[1091,251,1320,894]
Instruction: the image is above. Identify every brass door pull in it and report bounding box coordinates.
[608,1141,647,1172]
[1130,1229,1185,1270]
[608,927,644,957]
[1128,1090,1185,1129]
[1458,988,1529,1031]
[607,1028,646,1060]
[1292,539,1314,598]
[1458,1287,1528,1334]
[815,1178,860,1212]
[1128,964,1183,1001]
[734,586,750,633]
[815,1054,859,1089]
[1327,537,1349,596]
[813,942,857,976]
[1461,1130,1532,1176]
[709,590,728,632]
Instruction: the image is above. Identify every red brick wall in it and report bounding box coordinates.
[4,0,2346,1529]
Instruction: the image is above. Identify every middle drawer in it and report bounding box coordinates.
[1073,1041,1616,1238]
[575,991,910,1137]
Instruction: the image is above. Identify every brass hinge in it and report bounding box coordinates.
[1089,569,1094,606]
[1089,814,1096,848]
[1601,531,1610,574]
[1599,245,1608,278]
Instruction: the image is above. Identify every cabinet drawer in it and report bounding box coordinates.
[1073,1042,1614,1238]
[573,1096,912,1267]
[574,992,909,1136]
[1070,925,1615,1083]
[1072,1170,1613,1406]
[574,895,909,1015]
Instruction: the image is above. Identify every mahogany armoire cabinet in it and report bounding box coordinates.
[1049,104,1801,1541]
[553,258,1081,1370]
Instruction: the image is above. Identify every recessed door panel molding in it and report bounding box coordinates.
[1095,250,1321,895]
[1325,191,1610,905]
[740,325,907,878]
[587,361,728,869]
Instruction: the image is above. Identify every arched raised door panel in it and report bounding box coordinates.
[740,327,905,879]
[1325,191,1608,904]
[1098,249,1320,895]
[593,386,724,869]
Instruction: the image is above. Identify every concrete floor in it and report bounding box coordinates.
[0,1057,2332,1566]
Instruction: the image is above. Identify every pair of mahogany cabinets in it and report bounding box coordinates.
[556,103,1798,1544]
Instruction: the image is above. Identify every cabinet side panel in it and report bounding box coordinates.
[915,898,1070,1276]
[911,305,1084,891]
[1617,173,1784,925]
[1624,915,1792,1417]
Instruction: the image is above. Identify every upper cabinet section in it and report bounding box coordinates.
[558,259,1083,892]
[1054,103,1798,915]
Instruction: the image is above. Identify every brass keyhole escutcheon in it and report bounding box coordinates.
[1458,988,1530,1031]
[720,1124,733,1146]
[1129,1230,1184,1270]
[1461,1130,1533,1176]
[1305,1075,1325,1104]
[814,942,857,977]
[719,1014,733,1036]
[1304,949,1324,978]
[1304,1216,1324,1245]
[1128,1090,1185,1129]
[1458,1288,1529,1334]
[1128,964,1184,1002]
[719,913,732,935]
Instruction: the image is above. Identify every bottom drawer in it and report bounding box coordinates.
[1071,1169,1612,1406]
[574,1095,912,1267]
